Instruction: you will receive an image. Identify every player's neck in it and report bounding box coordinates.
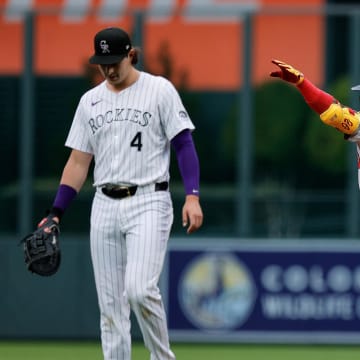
[106,68,140,93]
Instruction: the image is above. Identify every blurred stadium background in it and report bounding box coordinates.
[1,0,360,358]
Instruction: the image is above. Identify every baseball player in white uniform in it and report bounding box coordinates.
[41,27,203,359]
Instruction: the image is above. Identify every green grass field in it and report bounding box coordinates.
[0,341,359,360]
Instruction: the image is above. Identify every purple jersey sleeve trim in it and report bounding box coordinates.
[171,130,200,196]
[52,184,78,212]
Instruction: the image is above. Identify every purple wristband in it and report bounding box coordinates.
[171,130,200,196]
[52,184,77,213]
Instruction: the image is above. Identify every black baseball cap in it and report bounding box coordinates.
[89,27,132,65]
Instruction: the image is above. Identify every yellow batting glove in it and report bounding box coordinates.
[270,59,304,86]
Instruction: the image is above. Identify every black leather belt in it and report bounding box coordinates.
[101,181,168,199]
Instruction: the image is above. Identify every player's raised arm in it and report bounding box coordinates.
[270,59,360,137]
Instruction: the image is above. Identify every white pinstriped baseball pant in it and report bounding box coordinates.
[90,188,175,360]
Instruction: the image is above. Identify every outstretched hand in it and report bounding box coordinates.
[270,59,304,85]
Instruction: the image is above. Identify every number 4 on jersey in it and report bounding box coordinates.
[130,132,143,151]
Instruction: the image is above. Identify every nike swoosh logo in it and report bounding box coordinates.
[91,100,102,106]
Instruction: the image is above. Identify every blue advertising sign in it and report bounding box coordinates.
[166,240,360,344]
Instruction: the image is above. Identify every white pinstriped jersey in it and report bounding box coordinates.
[65,72,195,187]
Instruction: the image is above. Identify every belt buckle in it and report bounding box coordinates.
[117,186,131,197]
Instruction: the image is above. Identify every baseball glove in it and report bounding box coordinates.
[21,215,61,276]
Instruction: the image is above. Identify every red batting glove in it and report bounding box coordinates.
[270,59,304,85]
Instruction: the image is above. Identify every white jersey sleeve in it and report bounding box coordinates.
[158,77,195,140]
[65,97,94,154]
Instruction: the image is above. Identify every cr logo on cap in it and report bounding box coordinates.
[100,40,110,54]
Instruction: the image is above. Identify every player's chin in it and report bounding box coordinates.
[107,75,120,83]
